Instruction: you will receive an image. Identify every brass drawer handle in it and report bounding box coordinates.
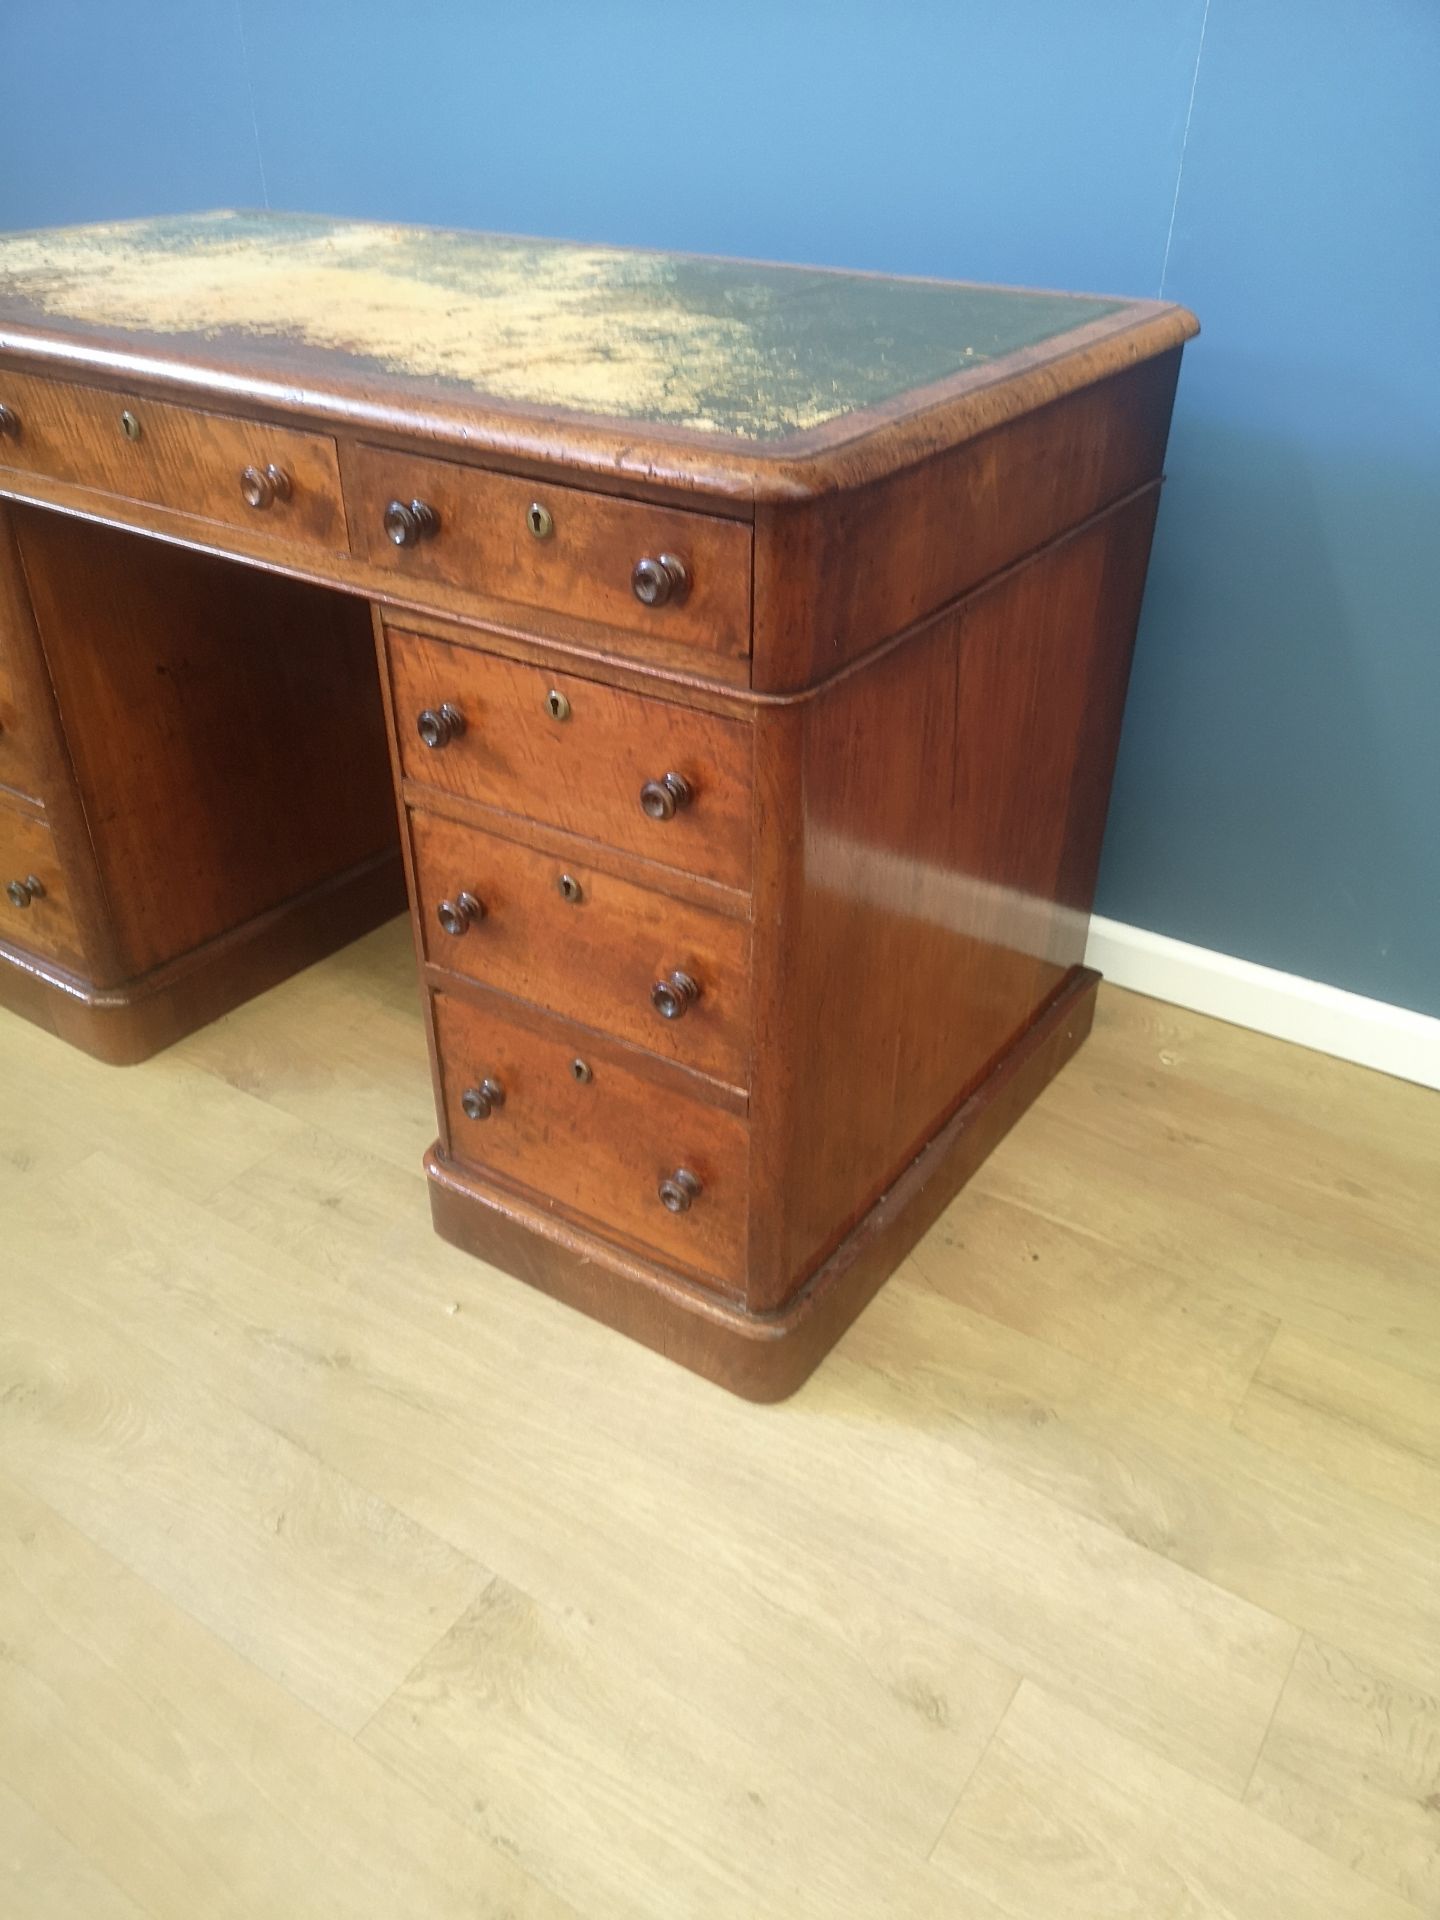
[632,553,689,608]
[416,703,465,749]
[436,890,485,936]
[651,970,699,1020]
[461,1077,505,1121]
[384,498,440,547]
[0,404,19,439]
[5,873,45,909]
[639,772,692,821]
[658,1168,702,1214]
[240,463,292,510]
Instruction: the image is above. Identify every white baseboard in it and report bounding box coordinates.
[1084,916,1440,1091]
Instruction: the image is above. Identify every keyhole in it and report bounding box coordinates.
[570,1058,592,1084]
[557,873,584,904]
[527,501,554,540]
[545,689,571,722]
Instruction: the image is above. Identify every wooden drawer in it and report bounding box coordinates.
[389,628,753,890]
[412,807,750,1090]
[0,801,83,968]
[433,989,748,1292]
[0,368,347,552]
[353,447,751,659]
[0,659,40,802]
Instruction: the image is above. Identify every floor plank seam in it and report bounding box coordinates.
[348,1573,502,1747]
[1238,1632,1302,1805]
[922,1669,1023,1861]
[1228,1315,1284,1422]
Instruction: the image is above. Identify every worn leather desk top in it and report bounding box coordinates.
[0,211,1193,495]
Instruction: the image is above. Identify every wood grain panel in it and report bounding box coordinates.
[0,366,347,552]
[352,446,751,659]
[17,509,397,980]
[388,626,753,889]
[411,806,750,1089]
[747,489,1161,1306]
[0,657,40,803]
[752,350,1181,690]
[432,988,748,1291]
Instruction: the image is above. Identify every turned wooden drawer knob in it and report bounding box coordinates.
[240,463,292,510]
[651,969,699,1020]
[461,1077,505,1121]
[6,873,45,909]
[384,498,440,547]
[658,1168,702,1213]
[436,890,485,936]
[639,771,692,821]
[631,553,689,607]
[0,404,19,439]
[416,703,465,749]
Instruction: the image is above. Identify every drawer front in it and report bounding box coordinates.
[0,660,40,802]
[0,369,347,552]
[0,802,83,968]
[434,989,748,1290]
[390,628,753,890]
[354,447,751,658]
[412,807,750,1089]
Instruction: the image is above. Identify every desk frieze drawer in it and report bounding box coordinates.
[389,626,754,890]
[433,988,748,1294]
[354,446,751,660]
[412,806,750,1089]
[0,369,348,552]
[0,802,83,969]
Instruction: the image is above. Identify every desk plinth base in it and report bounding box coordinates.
[428,967,1098,1400]
[0,852,405,1065]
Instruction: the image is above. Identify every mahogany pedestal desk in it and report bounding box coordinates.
[0,214,1196,1399]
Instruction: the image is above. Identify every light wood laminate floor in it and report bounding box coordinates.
[3,917,1438,1919]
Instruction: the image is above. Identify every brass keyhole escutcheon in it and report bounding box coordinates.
[120,409,142,442]
[527,501,554,540]
[545,689,571,722]
[557,873,584,905]
[570,1057,593,1084]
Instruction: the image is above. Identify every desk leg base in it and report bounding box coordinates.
[0,850,406,1064]
[427,967,1099,1400]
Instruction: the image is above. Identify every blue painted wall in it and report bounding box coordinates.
[2,1,1436,1014]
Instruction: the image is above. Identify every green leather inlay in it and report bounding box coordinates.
[0,211,1126,442]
